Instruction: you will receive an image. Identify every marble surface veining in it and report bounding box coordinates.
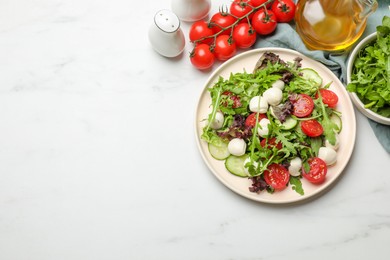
[0,0,389,259]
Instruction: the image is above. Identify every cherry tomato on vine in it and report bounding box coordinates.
[301,119,324,137]
[263,163,290,191]
[230,0,253,22]
[210,12,237,35]
[190,44,215,70]
[250,0,272,8]
[214,35,237,61]
[271,0,296,23]
[316,89,339,108]
[232,23,257,48]
[189,20,214,45]
[302,157,327,184]
[251,9,277,35]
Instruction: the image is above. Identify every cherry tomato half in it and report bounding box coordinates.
[230,0,253,21]
[189,20,214,45]
[232,23,257,49]
[271,0,296,23]
[251,9,277,35]
[301,119,323,137]
[263,163,290,190]
[214,35,237,61]
[302,157,327,184]
[245,112,267,127]
[292,93,314,117]
[260,137,283,150]
[190,44,215,70]
[210,12,237,35]
[316,89,339,108]
[222,91,242,108]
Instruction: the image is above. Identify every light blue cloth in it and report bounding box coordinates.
[255,1,390,152]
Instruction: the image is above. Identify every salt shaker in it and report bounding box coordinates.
[171,0,211,22]
[148,10,185,58]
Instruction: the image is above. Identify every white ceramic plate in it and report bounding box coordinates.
[195,48,356,204]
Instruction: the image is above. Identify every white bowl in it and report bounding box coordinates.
[346,32,390,125]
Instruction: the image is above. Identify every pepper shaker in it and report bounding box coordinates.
[148,10,185,58]
[171,0,211,22]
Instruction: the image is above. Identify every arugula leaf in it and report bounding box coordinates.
[289,176,304,195]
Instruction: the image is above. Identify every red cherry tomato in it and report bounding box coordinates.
[230,0,253,21]
[189,20,214,45]
[232,23,257,48]
[316,89,339,108]
[263,163,290,191]
[271,0,296,23]
[222,91,242,108]
[291,93,314,117]
[260,137,283,150]
[190,44,215,70]
[251,9,277,35]
[214,35,237,61]
[301,119,324,137]
[210,12,237,35]
[250,0,272,8]
[245,112,267,127]
[302,157,327,184]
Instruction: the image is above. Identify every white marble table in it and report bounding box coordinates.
[0,0,389,259]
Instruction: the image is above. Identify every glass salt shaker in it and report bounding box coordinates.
[148,10,185,58]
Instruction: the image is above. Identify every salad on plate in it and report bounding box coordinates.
[201,52,342,195]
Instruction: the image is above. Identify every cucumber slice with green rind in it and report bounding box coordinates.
[208,142,230,160]
[225,155,248,177]
[300,68,323,88]
[281,117,298,130]
[330,113,342,133]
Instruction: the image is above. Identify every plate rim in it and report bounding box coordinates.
[194,47,357,204]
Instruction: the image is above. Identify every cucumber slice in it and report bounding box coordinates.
[225,155,248,177]
[281,116,298,130]
[208,141,230,160]
[330,113,342,133]
[300,68,323,88]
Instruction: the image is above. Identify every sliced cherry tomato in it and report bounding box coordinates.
[250,0,272,8]
[251,9,277,35]
[232,23,257,49]
[271,0,296,23]
[316,89,339,108]
[291,93,314,117]
[245,112,267,127]
[214,35,237,61]
[210,12,237,35]
[263,163,290,190]
[230,0,253,21]
[302,157,327,184]
[189,20,214,45]
[301,119,323,137]
[190,44,215,70]
[222,91,242,108]
[260,137,283,150]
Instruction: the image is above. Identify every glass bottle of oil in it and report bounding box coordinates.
[295,0,378,51]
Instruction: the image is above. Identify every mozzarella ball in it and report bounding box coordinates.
[209,111,224,130]
[271,79,285,90]
[257,118,270,137]
[318,147,337,165]
[228,138,247,156]
[244,157,259,175]
[249,96,268,113]
[325,133,340,150]
[288,157,302,176]
[263,87,283,106]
